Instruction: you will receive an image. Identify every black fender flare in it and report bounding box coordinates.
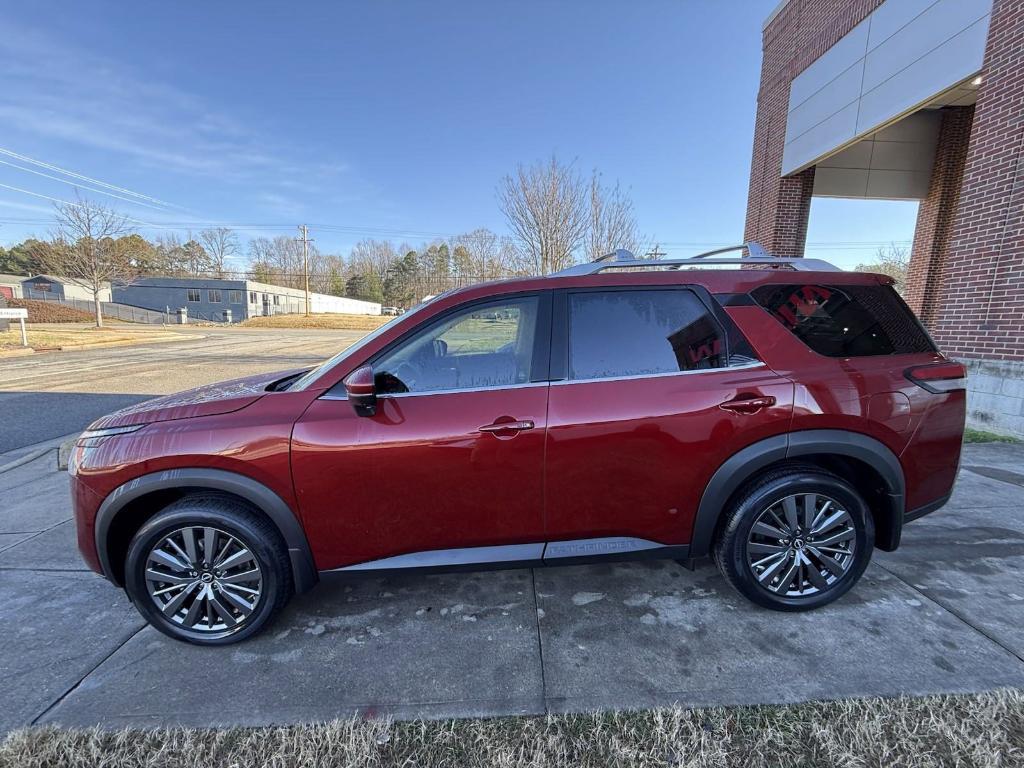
[94,468,318,593]
[689,430,906,558]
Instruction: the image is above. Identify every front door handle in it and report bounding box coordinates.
[720,396,776,414]
[479,420,535,434]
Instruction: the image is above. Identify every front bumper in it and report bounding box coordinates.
[70,473,105,576]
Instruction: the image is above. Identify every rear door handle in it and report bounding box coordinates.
[479,420,535,434]
[720,396,776,414]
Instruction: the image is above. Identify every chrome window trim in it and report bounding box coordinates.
[553,360,765,386]
[320,380,549,401]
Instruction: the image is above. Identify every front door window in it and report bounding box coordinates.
[373,296,540,394]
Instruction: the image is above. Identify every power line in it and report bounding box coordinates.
[0,146,177,208]
[0,158,169,211]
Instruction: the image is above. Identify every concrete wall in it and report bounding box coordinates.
[964,359,1024,436]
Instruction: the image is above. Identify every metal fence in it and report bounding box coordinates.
[22,290,176,324]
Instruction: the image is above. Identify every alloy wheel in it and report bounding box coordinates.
[745,493,857,597]
[144,525,263,634]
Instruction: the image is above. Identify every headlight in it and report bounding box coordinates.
[77,424,147,446]
[68,424,147,476]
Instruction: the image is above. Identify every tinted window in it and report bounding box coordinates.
[374,296,539,394]
[568,289,731,380]
[186,289,200,302]
[751,283,935,357]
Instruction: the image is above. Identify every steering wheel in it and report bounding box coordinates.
[391,360,422,392]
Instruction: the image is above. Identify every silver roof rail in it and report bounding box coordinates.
[552,241,840,276]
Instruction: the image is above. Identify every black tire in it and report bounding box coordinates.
[124,495,293,645]
[714,467,874,611]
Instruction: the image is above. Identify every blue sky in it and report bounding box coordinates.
[0,1,917,269]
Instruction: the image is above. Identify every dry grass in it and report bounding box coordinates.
[0,325,183,352]
[239,313,391,331]
[3,690,1023,768]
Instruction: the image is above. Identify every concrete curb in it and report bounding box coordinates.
[0,446,53,475]
[24,333,201,355]
[0,347,35,358]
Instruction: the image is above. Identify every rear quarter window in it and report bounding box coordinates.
[751,283,935,357]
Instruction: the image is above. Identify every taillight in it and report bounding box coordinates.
[905,362,967,394]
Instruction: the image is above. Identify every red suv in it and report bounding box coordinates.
[70,246,966,644]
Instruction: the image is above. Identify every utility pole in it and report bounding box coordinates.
[644,243,667,259]
[296,225,313,315]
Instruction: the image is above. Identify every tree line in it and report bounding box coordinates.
[0,156,646,326]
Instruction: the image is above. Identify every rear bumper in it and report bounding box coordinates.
[904,492,951,524]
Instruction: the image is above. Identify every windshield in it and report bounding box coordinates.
[288,299,440,391]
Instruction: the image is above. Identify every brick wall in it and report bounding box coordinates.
[932,0,1024,362]
[905,106,976,327]
[744,0,883,255]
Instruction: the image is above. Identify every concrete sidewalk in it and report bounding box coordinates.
[2,443,1023,733]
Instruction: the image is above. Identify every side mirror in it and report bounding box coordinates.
[343,365,377,417]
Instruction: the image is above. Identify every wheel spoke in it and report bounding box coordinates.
[781,496,800,532]
[219,568,261,585]
[182,587,206,627]
[811,509,849,537]
[162,582,198,616]
[217,547,255,571]
[810,500,832,532]
[807,546,846,578]
[145,568,191,585]
[182,528,198,565]
[149,548,189,572]
[802,494,817,530]
[752,521,787,540]
[804,557,830,591]
[758,550,793,584]
[209,591,239,625]
[769,553,800,594]
[203,528,217,566]
[219,584,256,613]
[814,528,855,548]
[748,542,787,556]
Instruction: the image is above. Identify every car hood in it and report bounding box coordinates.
[88,368,306,429]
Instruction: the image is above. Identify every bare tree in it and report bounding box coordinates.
[498,156,588,274]
[199,228,240,278]
[587,172,641,260]
[34,196,141,327]
[855,243,910,292]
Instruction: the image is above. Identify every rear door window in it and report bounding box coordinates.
[567,288,746,381]
[751,283,935,357]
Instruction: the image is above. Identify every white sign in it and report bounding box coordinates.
[0,308,28,319]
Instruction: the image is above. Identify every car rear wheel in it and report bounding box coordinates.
[124,496,293,645]
[714,467,874,611]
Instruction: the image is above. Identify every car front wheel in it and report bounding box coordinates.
[714,467,874,611]
[124,496,293,645]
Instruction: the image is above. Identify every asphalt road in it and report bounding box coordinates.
[0,326,363,452]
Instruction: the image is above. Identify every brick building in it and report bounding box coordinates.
[746,0,1024,436]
